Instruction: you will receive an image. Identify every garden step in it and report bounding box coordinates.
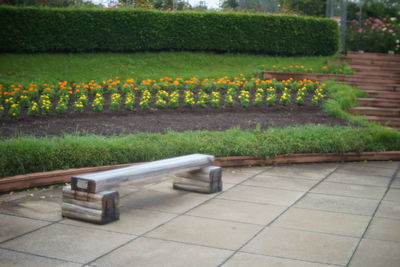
[349,107,400,117]
[364,90,400,99]
[347,59,400,67]
[343,77,400,84]
[350,83,400,91]
[365,116,400,127]
[352,71,400,78]
[347,51,400,62]
[349,64,400,73]
[352,70,400,78]
[357,98,400,108]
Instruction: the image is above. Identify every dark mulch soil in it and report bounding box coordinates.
[0,105,350,138]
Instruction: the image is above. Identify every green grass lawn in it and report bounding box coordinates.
[0,52,339,85]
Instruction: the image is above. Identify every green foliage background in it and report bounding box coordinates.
[0,6,338,55]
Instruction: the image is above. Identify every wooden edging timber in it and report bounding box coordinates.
[1,151,399,193]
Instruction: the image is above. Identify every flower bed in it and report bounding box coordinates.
[0,76,327,119]
[260,64,353,75]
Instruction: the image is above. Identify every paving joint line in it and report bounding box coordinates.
[217,163,343,266]
[141,235,236,252]
[293,206,371,217]
[0,219,61,246]
[0,247,84,265]
[209,196,289,207]
[269,225,362,239]
[239,250,344,267]
[317,180,388,188]
[84,167,269,266]
[0,211,57,223]
[237,183,308,193]
[254,173,326,181]
[309,191,384,201]
[335,169,395,179]
[345,162,400,267]
[183,213,263,226]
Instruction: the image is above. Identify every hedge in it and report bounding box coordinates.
[0,6,338,55]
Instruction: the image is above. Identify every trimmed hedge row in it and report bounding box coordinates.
[1,126,399,177]
[0,6,338,55]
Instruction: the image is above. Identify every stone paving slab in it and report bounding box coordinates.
[259,167,328,180]
[294,193,380,216]
[365,217,400,242]
[217,185,304,206]
[391,176,400,188]
[326,171,391,187]
[310,181,387,200]
[186,198,286,225]
[0,189,62,221]
[337,163,397,177]
[243,174,318,192]
[0,161,399,266]
[348,239,400,267]
[146,215,262,250]
[375,201,400,219]
[0,214,51,243]
[241,227,359,265]
[118,189,211,214]
[384,188,400,202]
[222,252,333,267]
[92,237,232,267]
[0,223,134,263]
[272,208,370,237]
[0,248,80,267]
[61,208,176,235]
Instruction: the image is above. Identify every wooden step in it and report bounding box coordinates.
[343,77,400,84]
[349,107,400,117]
[366,116,400,127]
[357,98,400,108]
[364,90,400,99]
[350,65,400,73]
[347,51,400,62]
[349,59,400,67]
[353,71,400,79]
[351,83,399,91]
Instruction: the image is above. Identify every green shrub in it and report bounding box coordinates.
[0,6,338,55]
[1,125,399,177]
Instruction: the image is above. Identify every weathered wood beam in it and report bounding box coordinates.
[61,186,120,224]
[173,166,222,193]
[71,154,214,193]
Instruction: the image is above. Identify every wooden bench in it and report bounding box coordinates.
[62,154,222,224]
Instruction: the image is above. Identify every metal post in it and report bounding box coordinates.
[339,0,348,53]
[358,0,363,51]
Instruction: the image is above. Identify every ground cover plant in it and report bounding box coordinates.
[260,63,353,75]
[0,77,327,119]
[0,52,340,85]
[1,125,399,177]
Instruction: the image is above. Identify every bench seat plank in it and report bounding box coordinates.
[71,154,215,193]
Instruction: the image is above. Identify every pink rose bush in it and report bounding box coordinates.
[347,17,399,53]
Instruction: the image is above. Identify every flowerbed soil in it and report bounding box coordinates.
[0,106,350,138]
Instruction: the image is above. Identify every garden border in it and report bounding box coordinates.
[1,151,399,193]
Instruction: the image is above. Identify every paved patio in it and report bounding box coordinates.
[0,161,399,267]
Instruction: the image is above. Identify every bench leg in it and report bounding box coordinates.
[61,186,120,224]
[173,166,223,194]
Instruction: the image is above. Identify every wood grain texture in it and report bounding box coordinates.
[71,154,215,193]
